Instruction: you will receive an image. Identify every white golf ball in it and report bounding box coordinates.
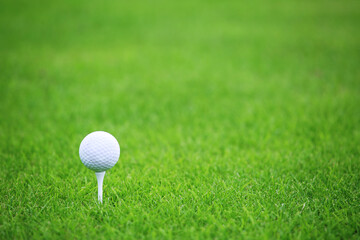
[79,131,120,172]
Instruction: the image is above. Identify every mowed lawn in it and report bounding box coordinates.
[1,0,359,239]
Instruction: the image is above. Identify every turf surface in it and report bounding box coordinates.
[1,0,360,239]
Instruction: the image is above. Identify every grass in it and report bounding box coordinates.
[1,0,360,239]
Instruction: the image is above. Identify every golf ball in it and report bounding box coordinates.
[79,131,120,172]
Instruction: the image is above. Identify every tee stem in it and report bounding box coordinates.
[95,171,106,203]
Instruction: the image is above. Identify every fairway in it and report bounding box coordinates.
[1,0,360,239]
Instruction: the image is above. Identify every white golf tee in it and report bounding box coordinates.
[95,171,106,203]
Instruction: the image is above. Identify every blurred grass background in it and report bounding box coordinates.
[0,0,360,239]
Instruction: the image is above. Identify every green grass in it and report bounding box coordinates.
[1,0,360,239]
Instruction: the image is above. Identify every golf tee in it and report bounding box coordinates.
[95,171,106,203]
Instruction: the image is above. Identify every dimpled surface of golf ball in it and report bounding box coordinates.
[79,131,120,172]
